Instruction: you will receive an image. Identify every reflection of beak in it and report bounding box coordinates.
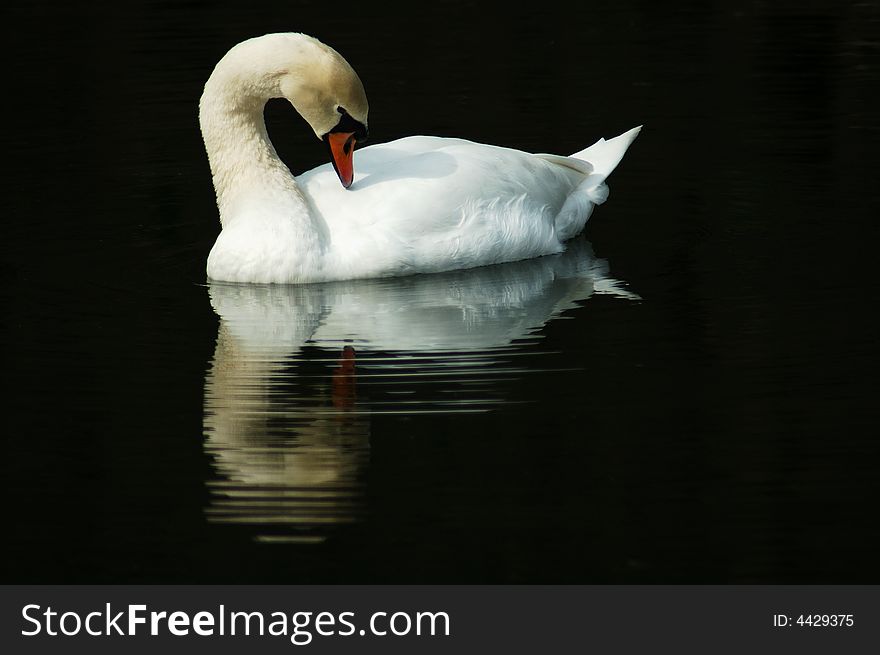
[325,132,357,189]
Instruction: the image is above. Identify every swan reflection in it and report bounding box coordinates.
[203,238,637,542]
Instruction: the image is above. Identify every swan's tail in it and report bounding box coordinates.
[570,125,641,204]
[550,126,641,240]
[571,126,642,178]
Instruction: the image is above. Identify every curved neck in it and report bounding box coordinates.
[200,81,302,224]
[199,37,322,243]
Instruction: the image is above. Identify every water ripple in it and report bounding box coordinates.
[202,239,638,541]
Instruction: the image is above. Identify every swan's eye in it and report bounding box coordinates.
[330,111,368,146]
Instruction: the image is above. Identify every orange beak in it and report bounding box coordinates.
[326,131,357,189]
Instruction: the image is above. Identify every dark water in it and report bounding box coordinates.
[3,0,879,582]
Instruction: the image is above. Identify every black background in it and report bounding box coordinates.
[2,0,879,583]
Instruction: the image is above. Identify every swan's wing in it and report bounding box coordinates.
[298,137,585,275]
[300,136,584,229]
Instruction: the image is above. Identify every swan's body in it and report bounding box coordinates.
[200,33,640,284]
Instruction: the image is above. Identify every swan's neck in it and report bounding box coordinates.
[201,85,306,220]
[199,40,320,242]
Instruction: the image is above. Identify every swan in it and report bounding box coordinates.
[200,33,640,284]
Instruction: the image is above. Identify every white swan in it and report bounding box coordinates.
[200,33,640,284]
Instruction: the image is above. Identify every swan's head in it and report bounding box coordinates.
[274,34,369,189]
[203,33,369,189]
